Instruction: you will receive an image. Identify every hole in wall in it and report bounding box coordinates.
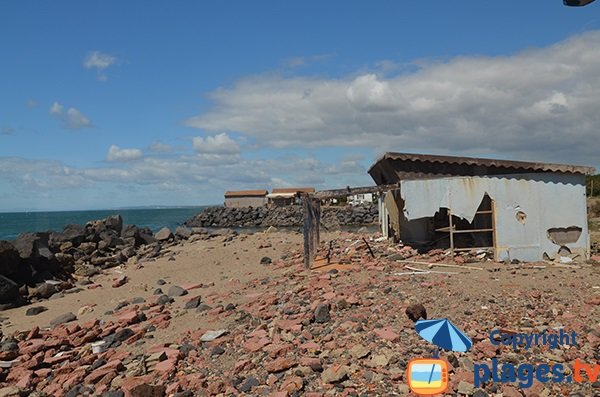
[547,226,582,245]
[516,211,527,224]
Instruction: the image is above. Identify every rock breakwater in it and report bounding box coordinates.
[185,204,378,229]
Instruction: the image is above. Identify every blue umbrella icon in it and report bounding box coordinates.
[415,318,472,353]
[414,318,473,387]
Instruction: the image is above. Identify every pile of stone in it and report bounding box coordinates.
[1,232,598,396]
[185,204,378,229]
[0,216,214,311]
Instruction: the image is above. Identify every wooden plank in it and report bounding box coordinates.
[303,193,321,269]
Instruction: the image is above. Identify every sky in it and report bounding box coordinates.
[1,1,600,211]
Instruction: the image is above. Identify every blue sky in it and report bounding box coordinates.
[1,1,599,210]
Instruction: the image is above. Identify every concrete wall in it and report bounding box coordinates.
[393,173,588,262]
[224,196,267,208]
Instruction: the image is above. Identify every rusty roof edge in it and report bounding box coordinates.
[371,152,595,175]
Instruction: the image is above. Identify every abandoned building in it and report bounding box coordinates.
[267,187,315,207]
[223,190,268,208]
[368,152,595,262]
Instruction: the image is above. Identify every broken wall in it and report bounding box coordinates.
[398,173,588,262]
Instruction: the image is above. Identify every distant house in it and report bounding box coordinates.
[224,190,268,208]
[267,187,315,207]
[347,193,373,206]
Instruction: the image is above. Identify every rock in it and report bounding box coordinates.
[128,384,166,397]
[157,295,174,305]
[321,365,350,383]
[0,241,21,277]
[0,275,19,304]
[457,381,474,395]
[102,391,125,397]
[350,344,370,359]
[0,386,21,397]
[13,232,52,262]
[155,227,173,241]
[260,256,272,265]
[238,376,260,393]
[184,296,201,309]
[168,285,187,297]
[200,329,228,342]
[26,306,48,316]
[175,226,192,239]
[34,282,57,299]
[112,275,128,288]
[49,312,76,326]
[105,215,123,234]
[314,303,330,323]
[472,390,489,397]
[405,303,427,322]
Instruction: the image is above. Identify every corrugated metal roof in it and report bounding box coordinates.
[272,187,315,194]
[368,152,595,185]
[224,190,268,198]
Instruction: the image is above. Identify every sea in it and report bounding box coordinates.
[0,207,208,241]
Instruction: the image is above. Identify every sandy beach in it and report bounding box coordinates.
[1,228,599,396]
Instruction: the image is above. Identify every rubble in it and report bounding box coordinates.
[0,230,597,396]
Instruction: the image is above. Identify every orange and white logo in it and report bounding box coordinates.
[406,358,449,396]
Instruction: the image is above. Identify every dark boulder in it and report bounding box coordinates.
[51,224,87,246]
[0,275,19,304]
[104,215,123,234]
[0,240,21,277]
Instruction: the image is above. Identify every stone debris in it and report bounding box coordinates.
[0,229,598,396]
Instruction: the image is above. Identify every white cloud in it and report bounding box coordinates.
[49,102,92,129]
[148,141,173,153]
[50,102,63,115]
[192,133,240,154]
[185,31,600,165]
[83,51,116,81]
[106,145,143,162]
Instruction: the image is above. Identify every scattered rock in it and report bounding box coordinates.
[167,285,187,297]
[260,256,272,265]
[155,227,173,241]
[405,303,427,322]
[49,312,76,326]
[314,303,331,323]
[25,306,48,316]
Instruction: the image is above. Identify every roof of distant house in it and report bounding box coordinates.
[224,190,268,198]
[272,187,315,194]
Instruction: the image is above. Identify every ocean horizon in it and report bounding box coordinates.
[0,206,210,241]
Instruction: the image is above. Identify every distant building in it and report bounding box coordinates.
[224,190,268,208]
[347,193,373,206]
[267,187,315,207]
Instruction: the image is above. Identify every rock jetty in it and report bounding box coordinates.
[185,204,378,229]
[0,215,218,311]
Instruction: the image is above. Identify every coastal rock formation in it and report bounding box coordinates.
[0,215,220,311]
[185,203,378,229]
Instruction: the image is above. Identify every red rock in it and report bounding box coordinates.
[243,337,271,352]
[502,384,524,397]
[84,367,115,384]
[129,384,166,397]
[265,357,296,373]
[112,275,129,288]
[118,310,144,325]
[155,358,177,374]
[181,282,203,291]
[373,327,400,342]
[15,370,33,389]
[26,326,40,340]
[280,376,303,393]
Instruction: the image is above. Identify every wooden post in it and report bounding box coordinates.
[448,208,455,261]
[303,193,320,269]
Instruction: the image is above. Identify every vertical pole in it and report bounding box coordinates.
[303,193,311,269]
[448,208,455,261]
[491,199,498,261]
[592,179,595,197]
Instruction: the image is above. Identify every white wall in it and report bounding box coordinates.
[398,173,588,262]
